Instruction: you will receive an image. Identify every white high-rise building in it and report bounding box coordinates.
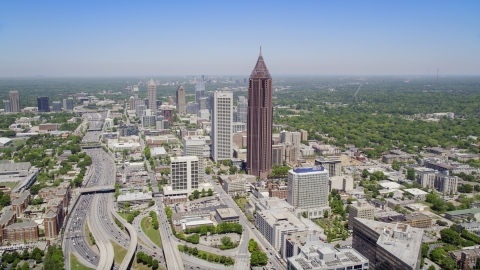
[147,79,157,114]
[184,136,210,182]
[287,167,330,218]
[171,156,199,191]
[211,91,233,161]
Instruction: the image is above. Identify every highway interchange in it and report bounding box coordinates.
[62,111,286,270]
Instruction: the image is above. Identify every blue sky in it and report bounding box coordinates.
[0,1,479,76]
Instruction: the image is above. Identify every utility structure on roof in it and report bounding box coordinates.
[247,47,273,179]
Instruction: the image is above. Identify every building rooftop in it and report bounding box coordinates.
[291,167,327,174]
[6,221,38,229]
[446,208,480,216]
[404,188,428,196]
[287,240,368,270]
[355,218,423,269]
[0,209,15,225]
[0,162,31,172]
[150,147,166,156]
[117,192,153,202]
[12,190,30,205]
[216,208,239,219]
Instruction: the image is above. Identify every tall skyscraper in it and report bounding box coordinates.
[176,85,186,115]
[9,91,20,112]
[211,91,233,161]
[52,101,62,112]
[3,100,11,112]
[236,96,247,123]
[37,96,50,112]
[129,96,136,110]
[147,79,157,114]
[195,79,205,105]
[287,167,330,218]
[63,98,74,111]
[247,48,273,179]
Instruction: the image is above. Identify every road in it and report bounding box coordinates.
[205,176,286,270]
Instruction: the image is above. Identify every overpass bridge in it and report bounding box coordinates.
[79,185,115,194]
[80,143,102,149]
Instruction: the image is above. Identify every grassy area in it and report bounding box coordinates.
[0,181,19,190]
[12,139,26,148]
[70,253,94,270]
[110,240,128,265]
[234,197,248,212]
[116,211,129,220]
[178,244,235,265]
[131,256,166,270]
[141,216,162,248]
[84,222,95,247]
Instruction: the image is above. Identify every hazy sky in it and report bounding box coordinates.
[0,1,479,76]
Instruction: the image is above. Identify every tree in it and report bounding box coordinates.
[324,210,329,219]
[362,169,369,178]
[193,190,200,200]
[201,188,206,197]
[207,188,214,196]
[428,266,435,270]
[124,202,130,209]
[407,168,415,180]
[205,167,211,174]
[440,228,461,245]
[152,259,159,270]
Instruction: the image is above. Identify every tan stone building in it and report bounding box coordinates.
[348,201,375,230]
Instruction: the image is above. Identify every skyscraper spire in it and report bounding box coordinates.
[250,48,271,79]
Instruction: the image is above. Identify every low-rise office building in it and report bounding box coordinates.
[215,208,239,223]
[255,208,306,250]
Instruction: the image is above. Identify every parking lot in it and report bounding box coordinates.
[198,233,240,248]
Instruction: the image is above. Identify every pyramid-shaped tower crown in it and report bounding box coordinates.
[149,79,155,86]
[250,47,271,79]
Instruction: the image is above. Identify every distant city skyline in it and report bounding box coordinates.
[1,1,479,76]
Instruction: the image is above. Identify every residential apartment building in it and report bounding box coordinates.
[4,222,39,243]
[0,209,16,242]
[11,190,30,218]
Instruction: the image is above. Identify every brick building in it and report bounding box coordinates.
[11,190,30,218]
[4,222,39,243]
[0,209,16,242]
